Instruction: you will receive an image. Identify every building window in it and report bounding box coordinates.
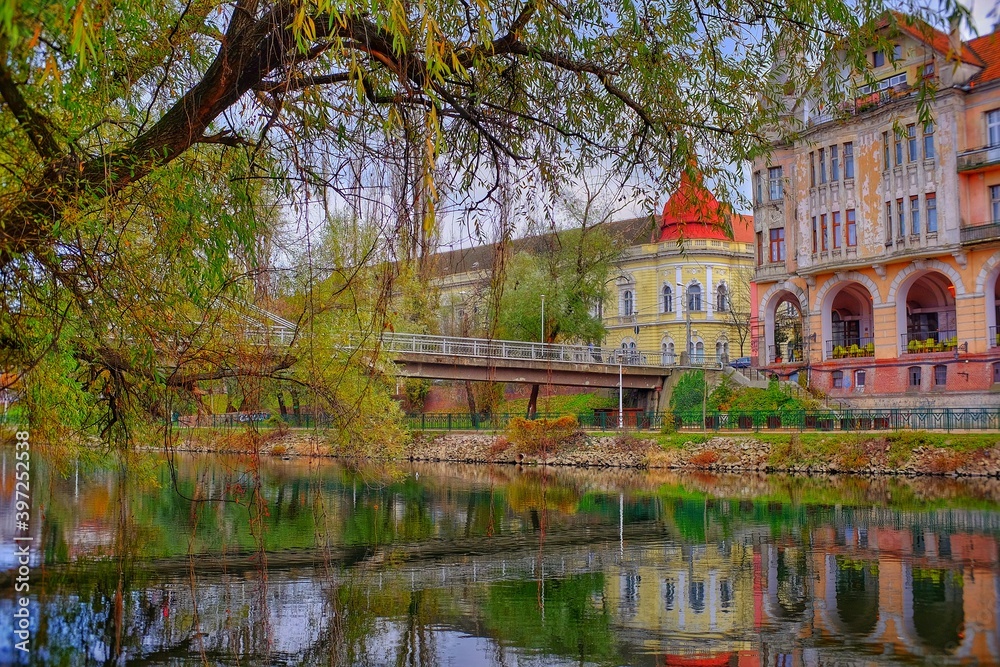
[994,362,1000,384]
[926,193,937,233]
[847,209,857,246]
[907,124,917,161]
[855,369,866,389]
[687,283,702,311]
[988,109,1000,147]
[909,366,922,388]
[820,213,828,251]
[756,231,763,265]
[812,216,818,253]
[844,142,854,178]
[883,132,890,169]
[934,364,947,386]
[818,148,826,184]
[992,185,1000,223]
[662,285,673,313]
[622,289,634,317]
[809,152,816,187]
[717,284,729,313]
[897,198,905,236]
[768,166,783,200]
[832,211,842,249]
[885,202,893,241]
[923,122,935,159]
[769,228,785,262]
[894,131,904,166]
[830,145,839,181]
[833,370,844,388]
[873,50,885,67]
[910,196,920,235]
[754,171,763,204]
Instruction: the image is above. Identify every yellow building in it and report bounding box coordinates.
[430,178,754,366]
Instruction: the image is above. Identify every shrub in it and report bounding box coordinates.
[271,443,289,456]
[505,415,579,458]
[264,415,288,431]
[404,378,431,412]
[689,449,719,467]
[487,437,512,459]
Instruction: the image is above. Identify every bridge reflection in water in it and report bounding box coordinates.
[1,457,999,666]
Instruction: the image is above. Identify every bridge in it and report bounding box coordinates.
[376,332,734,411]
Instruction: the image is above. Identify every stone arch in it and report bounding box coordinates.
[974,252,1000,346]
[814,271,884,310]
[888,260,966,302]
[760,283,808,364]
[817,279,878,359]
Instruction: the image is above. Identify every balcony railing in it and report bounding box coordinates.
[767,344,804,364]
[901,330,958,354]
[826,337,875,359]
[754,262,789,281]
[957,144,1000,172]
[961,220,1000,245]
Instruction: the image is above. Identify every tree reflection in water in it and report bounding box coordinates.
[2,455,1000,665]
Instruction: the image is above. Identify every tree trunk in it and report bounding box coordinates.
[276,391,288,417]
[290,389,301,426]
[526,383,540,418]
[464,380,478,428]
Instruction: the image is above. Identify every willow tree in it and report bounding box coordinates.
[0,0,962,446]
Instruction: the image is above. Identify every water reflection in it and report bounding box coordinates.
[1,453,1000,665]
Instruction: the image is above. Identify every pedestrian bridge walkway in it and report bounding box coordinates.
[379,332,676,369]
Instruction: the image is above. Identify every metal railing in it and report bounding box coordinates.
[379,332,674,369]
[901,330,958,354]
[767,344,804,364]
[826,337,875,359]
[956,144,1000,172]
[961,220,1000,244]
[404,407,1000,433]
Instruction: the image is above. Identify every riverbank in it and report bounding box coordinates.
[172,428,1000,476]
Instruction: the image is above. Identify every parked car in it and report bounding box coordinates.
[730,356,752,369]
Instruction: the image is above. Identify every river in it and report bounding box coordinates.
[1,452,999,665]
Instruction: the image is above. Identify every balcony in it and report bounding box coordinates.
[826,337,875,360]
[901,330,958,354]
[961,220,1000,245]
[755,262,789,282]
[957,145,1000,173]
[767,344,804,364]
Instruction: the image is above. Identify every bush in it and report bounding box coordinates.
[505,415,579,459]
[689,450,719,466]
[404,378,431,412]
[264,415,288,430]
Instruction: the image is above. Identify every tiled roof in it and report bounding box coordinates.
[658,172,754,243]
[969,28,1000,84]
[887,12,983,66]
[427,215,658,278]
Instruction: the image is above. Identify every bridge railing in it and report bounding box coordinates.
[378,332,674,368]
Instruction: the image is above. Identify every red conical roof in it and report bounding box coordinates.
[658,171,753,243]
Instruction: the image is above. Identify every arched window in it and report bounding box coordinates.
[661,340,675,365]
[622,289,634,317]
[908,366,922,388]
[695,341,705,363]
[717,283,729,312]
[662,285,673,313]
[620,338,637,363]
[687,283,702,311]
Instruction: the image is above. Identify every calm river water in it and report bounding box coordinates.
[1,452,1000,666]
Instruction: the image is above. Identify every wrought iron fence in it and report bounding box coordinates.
[402,407,1000,433]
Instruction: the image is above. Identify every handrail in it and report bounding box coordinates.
[376,332,680,369]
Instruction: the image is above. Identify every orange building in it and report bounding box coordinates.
[752,15,1000,406]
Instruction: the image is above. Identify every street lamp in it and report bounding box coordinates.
[540,294,546,344]
[677,283,692,366]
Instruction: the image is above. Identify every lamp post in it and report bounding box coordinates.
[678,283,692,365]
[540,294,546,344]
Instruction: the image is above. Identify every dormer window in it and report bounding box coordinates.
[893,44,902,59]
[873,50,885,67]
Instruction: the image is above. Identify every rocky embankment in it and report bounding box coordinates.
[174,429,1000,476]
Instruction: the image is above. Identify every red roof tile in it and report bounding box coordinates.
[658,172,753,243]
[887,12,983,66]
[969,28,1000,84]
